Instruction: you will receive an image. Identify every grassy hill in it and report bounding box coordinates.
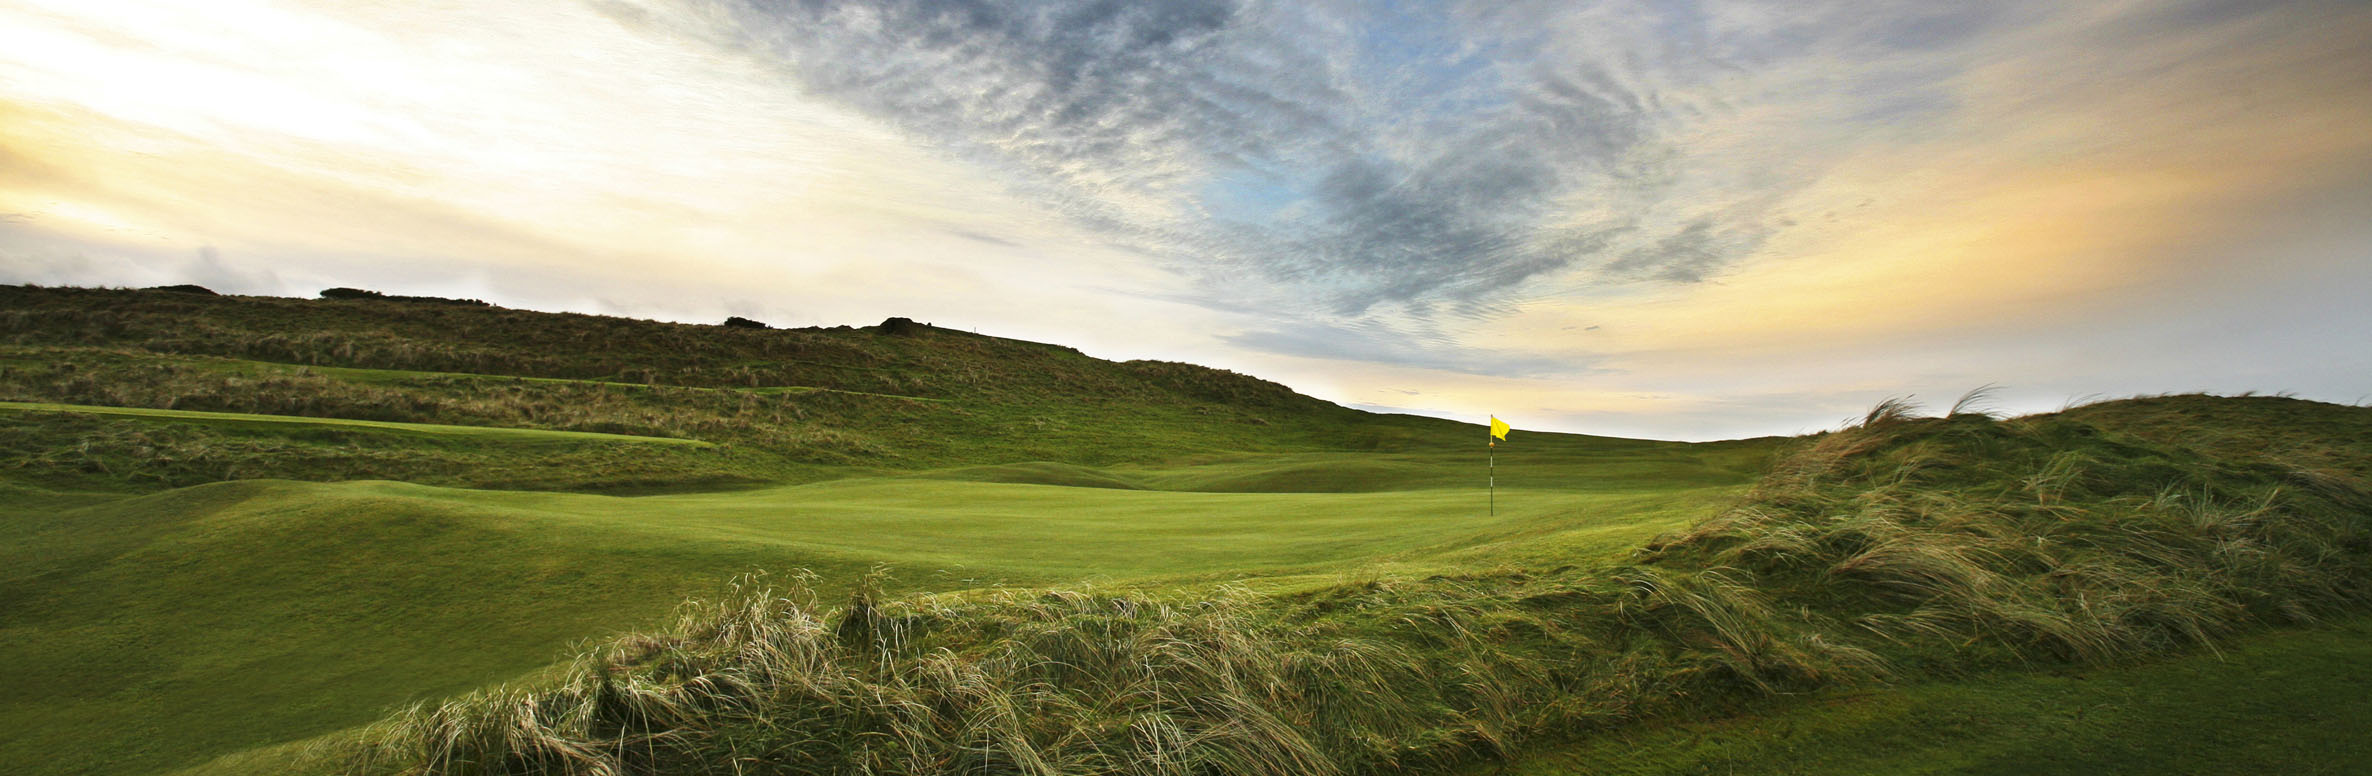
[2,284,1680,494]
[2,284,2368,776]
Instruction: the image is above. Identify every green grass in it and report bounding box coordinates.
[0,459,1756,776]
[3,286,2368,776]
[1,286,1736,488]
[307,396,2372,776]
[1485,615,2372,775]
[0,410,790,495]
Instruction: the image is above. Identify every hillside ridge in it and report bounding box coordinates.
[0,284,1283,399]
[3,283,1569,494]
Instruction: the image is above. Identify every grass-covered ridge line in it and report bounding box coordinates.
[0,401,711,445]
[0,284,1306,405]
[336,395,2372,775]
[3,284,1610,493]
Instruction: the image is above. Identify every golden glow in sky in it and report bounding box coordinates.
[4,0,2369,439]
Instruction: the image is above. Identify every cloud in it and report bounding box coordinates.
[705,0,1851,318]
[701,0,2206,327]
[6,0,2371,442]
[1605,214,1776,284]
[943,227,1021,248]
[1221,318,1597,379]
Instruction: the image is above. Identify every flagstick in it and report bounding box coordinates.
[1488,439,1496,517]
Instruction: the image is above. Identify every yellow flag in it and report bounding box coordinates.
[1489,416,1510,442]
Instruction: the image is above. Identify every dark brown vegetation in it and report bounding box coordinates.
[320,287,492,306]
[1,285,1296,402]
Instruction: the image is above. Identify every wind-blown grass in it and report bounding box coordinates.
[334,568,1882,776]
[1649,396,2372,667]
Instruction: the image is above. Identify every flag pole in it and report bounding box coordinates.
[1487,415,1508,517]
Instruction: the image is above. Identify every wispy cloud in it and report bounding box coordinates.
[705,0,1830,317]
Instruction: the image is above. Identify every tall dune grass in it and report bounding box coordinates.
[1649,397,2372,666]
[334,566,1881,776]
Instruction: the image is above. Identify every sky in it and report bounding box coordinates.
[3,0,2368,440]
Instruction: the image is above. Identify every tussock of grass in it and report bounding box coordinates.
[1649,395,2372,666]
[333,565,1882,776]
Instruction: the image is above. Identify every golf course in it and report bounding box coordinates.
[4,285,2370,775]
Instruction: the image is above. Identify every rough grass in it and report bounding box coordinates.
[331,569,1882,776]
[0,411,785,493]
[0,401,710,445]
[0,349,887,458]
[0,285,1314,408]
[1647,395,2372,667]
